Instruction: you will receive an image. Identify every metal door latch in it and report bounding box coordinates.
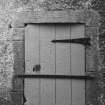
[51,38,91,46]
[33,64,41,72]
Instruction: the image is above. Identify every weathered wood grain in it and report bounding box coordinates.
[40,24,55,105]
[71,24,85,105]
[55,24,71,105]
[25,25,40,105]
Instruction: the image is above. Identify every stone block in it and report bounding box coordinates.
[12,40,24,92]
[10,91,23,105]
[12,28,25,41]
[13,41,24,59]
[86,26,99,37]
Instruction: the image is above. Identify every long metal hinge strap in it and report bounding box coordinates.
[51,38,91,46]
[17,74,94,80]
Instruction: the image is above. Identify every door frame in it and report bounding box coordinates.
[12,10,99,105]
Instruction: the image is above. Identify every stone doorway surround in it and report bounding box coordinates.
[12,9,100,105]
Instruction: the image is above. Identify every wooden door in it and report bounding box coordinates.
[24,24,85,105]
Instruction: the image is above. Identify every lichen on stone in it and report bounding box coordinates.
[39,0,93,10]
[0,41,14,88]
[98,93,105,105]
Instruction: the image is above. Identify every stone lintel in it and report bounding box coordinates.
[12,9,100,28]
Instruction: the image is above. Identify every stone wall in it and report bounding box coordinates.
[0,0,104,105]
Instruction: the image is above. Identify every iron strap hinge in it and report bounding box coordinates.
[51,38,91,46]
[16,74,95,80]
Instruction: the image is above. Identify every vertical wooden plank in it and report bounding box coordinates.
[25,25,40,105]
[71,24,85,105]
[56,24,71,105]
[40,24,55,105]
[25,25,40,74]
